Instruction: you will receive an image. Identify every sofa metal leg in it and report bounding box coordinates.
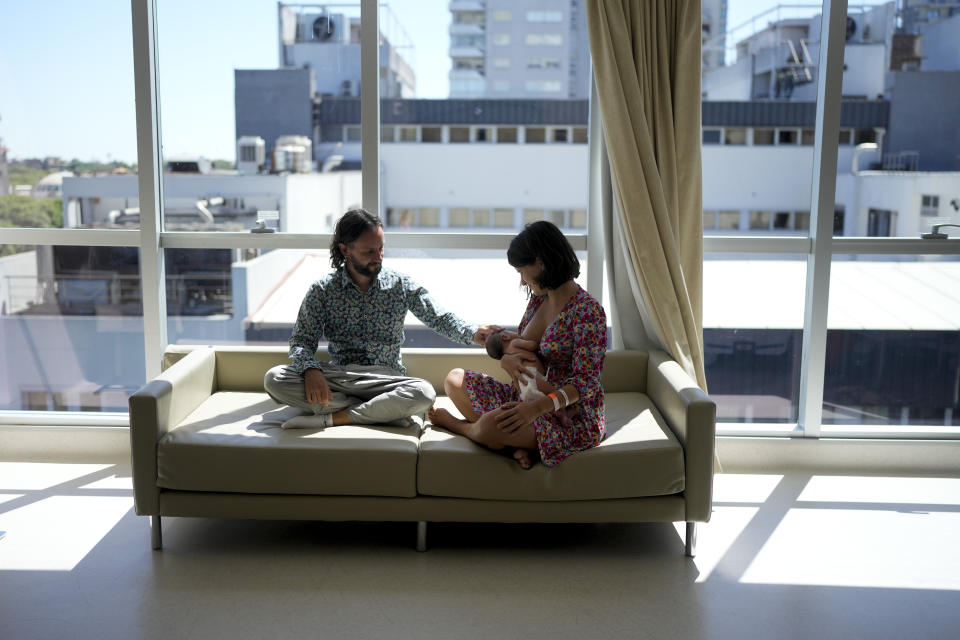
[151,515,162,550]
[416,521,427,552]
[685,522,697,558]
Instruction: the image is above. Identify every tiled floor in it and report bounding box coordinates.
[1,458,958,639]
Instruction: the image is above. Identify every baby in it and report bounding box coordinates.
[485,330,576,427]
[485,330,550,402]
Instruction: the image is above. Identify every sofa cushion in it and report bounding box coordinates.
[157,392,421,497]
[417,392,684,501]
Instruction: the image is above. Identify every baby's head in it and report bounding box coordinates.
[485,330,506,360]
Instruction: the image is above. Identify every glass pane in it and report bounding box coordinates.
[421,127,442,143]
[449,208,470,227]
[823,255,960,427]
[168,247,590,349]
[523,209,544,225]
[703,1,837,238]
[724,128,747,145]
[375,1,589,237]
[418,207,439,227]
[704,254,807,424]
[703,211,717,230]
[754,128,775,145]
[749,210,771,230]
[497,127,518,143]
[494,208,514,227]
[525,127,546,143]
[1,0,139,230]
[718,210,740,230]
[157,1,365,232]
[0,245,145,411]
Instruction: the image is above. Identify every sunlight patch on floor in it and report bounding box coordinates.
[798,476,960,505]
[79,474,133,490]
[0,462,114,491]
[741,508,960,590]
[0,495,133,571]
[671,506,760,583]
[712,473,784,503]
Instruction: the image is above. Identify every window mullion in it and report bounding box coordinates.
[361,0,380,216]
[798,0,848,438]
[131,0,168,380]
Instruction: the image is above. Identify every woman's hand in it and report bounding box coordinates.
[495,401,542,433]
[501,334,538,357]
[500,353,538,381]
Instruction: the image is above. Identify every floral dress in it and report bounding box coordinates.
[463,286,607,467]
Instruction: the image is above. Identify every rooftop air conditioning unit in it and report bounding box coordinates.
[310,14,346,43]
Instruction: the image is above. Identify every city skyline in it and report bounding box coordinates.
[1,0,892,163]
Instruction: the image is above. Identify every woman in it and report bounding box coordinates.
[428,221,607,468]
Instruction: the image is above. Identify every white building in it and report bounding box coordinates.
[60,170,361,233]
[449,0,591,99]
[277,2,415,98]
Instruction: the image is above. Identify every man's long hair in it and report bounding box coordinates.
[330,208,382,270]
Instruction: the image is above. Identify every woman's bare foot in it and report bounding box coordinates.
[427,406,466,430]
[513,448,533,469]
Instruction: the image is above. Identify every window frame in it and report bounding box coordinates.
[1,0,958,442]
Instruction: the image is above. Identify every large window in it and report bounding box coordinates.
[0,245,145,412]
[0,1,142,419]
[2,0,957,447]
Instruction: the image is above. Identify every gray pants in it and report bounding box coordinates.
[263,363,436,426]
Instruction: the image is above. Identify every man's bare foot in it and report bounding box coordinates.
[513,448,533,469]
[427,406,465,430]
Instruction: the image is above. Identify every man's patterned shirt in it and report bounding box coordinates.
[289,266,477,375]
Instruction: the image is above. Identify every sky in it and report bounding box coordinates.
[0,1,891,164]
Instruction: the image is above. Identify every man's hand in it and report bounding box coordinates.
[304,368,331,406]
[472,324,504,346]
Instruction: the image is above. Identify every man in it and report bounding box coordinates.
[264,208,499,429]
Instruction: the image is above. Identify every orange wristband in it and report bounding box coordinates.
[548,393,560,411]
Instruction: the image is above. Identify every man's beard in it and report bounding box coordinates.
[350,257,381,278]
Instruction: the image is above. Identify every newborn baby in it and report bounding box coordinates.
[485,330,550,402]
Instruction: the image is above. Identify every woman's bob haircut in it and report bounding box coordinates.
[507,220,580,290]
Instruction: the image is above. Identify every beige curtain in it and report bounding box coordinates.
[587,0,707,390]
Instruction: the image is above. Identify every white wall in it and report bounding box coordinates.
[838,172,960,237]
[702,57,753,100]
[380,144,588,211]
[920,13,960,71]
[0,250,39,315]
[283,171,361,232]
[703,145,856,212]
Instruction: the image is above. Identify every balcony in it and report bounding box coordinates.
[449,22,485,37]
[449,45,485,59]
[449,1,485,11]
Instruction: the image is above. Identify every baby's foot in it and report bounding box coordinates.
[513,448,533,469]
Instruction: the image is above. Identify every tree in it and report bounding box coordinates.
[0,195,61,228]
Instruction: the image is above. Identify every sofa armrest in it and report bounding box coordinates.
[127,347,217,515]
[645,350,716,522]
